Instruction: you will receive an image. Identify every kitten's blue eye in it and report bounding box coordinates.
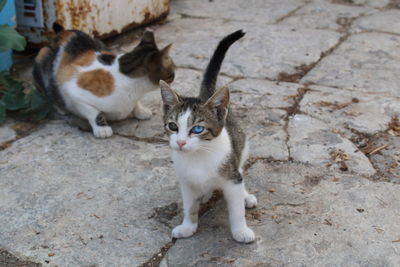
[191,125,205,134]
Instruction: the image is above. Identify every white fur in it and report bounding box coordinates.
[170,110,257,243]
[56,54,157,138]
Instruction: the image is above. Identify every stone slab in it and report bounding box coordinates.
[229,79,301,109]
[282,1,375,31]
[352,9,400,35]
[303,32,400,97]
[170,0,306,24]
[300,85,400,135]
[0,123,16,144]
[154,18,341,80]
[288,114,376,176]
[164,162,400,266]
[0,122,179,267]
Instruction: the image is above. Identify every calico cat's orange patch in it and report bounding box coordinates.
[56,50,96,84]
[35,47,51,64]
[77,69,114,97]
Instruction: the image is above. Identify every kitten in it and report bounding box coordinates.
[160,30,257,243]
[33,24,175,138]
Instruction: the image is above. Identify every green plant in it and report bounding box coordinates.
[0,71,51,124]
[0,0,50,124]
[0,0,26,52]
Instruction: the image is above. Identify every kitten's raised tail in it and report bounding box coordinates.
[199,30,245,101]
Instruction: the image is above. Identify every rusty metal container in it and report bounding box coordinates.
[16,0,169,45]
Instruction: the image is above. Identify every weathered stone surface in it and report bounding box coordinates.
[288,114,376,176]
[300,85,400,135]
[164,162,400,266]
[351,0,391,8]
[0,123,16,144]
[229,79,300,109]
[0,122,179,267]
[352,9,400,34]
[170,0,306,24]
[282,1,375,31]
[155,18,341,80]
[228,79,298,160]
[364,133,400,184]
[303,32,400,97]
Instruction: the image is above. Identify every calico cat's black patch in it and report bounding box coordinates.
[95,113,108,126]
[64,30,106,61]
[98,53,116,65]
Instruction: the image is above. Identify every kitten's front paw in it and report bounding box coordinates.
[172,223,197,239]
[93,126,113,138]
[134,106,152,120]
[245,194,257,209]
[232,226,255,243]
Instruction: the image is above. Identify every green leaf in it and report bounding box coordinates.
[32,103,51,120]
[30,90,49,110]
[0,100,5,124]
[2,89,28,110]
[0,25,26,52]
[0,0,6,13]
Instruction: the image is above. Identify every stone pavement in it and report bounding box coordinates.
[1,0,400,266]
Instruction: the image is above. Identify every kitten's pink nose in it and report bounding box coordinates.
[177,140,186,149]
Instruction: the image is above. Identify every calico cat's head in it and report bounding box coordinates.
[160,80,229,153]
[119,31,175,85]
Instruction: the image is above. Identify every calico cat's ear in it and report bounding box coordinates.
[140,30,156,46]
[160,80,181,110]
[161,43,173,56]
[204,87,230,120]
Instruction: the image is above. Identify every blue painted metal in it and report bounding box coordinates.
[0,0,16,71]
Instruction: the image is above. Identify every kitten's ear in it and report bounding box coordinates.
[161,43,172,56]
[204,87,230,120]
[140,30,156,45]
[160,80,180,110]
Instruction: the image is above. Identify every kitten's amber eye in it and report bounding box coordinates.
[168,122,178,132]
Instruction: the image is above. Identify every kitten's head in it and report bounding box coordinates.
[119,31,175,84]
[160,80,229,153]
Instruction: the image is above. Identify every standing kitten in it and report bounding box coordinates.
[160,30,257,243]
[33,24,175,138]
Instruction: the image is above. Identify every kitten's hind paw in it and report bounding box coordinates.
[93,126,113,138]
[245,194,257,209]
[232,226,255,243]
[172,223,197,239]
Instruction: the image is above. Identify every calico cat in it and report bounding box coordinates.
[159,30,257,243]
[33,24,175,138]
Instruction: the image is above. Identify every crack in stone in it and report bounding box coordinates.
[142,192,224,266]
[0,122,42,151]
[138,240,176,267]
[282,86,311,161]
[179,13,210,20]
[275,2,309,23]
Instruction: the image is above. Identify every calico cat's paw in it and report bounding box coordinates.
[172,223,197,238]
[93,126,113,138]
[232,226,255,243]
[245,194,257,209]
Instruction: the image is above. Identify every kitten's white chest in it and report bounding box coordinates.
[172,128,232,191]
